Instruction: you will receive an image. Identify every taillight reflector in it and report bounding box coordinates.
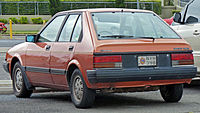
[94,55,122,63]
[171,54,194,66]
[171,54,193,61]
[93,55,122,68]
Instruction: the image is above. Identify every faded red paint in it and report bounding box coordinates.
[5,9,193,90]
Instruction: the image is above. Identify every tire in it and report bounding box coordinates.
[160,84,183,102]
[70,69,95,108]
[12,62,33,98]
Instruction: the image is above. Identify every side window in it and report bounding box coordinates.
[59,15,79,42]
[185,0,200,23]
[38,15,65,42]
[71,15,82,42]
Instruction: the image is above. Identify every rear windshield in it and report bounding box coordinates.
[91,12,180,40]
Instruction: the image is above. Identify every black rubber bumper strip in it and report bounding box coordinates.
[87,66,197,83]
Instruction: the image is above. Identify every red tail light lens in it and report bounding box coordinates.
[94,55,122,68]
[171,54,194,66]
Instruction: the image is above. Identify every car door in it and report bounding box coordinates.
[171,0,200,72]
[50,14,82,87]
[25,15,66,84]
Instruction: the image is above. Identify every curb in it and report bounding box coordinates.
[0,47,10,53]
[0,80,13,95]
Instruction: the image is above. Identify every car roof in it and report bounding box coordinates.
[57,8,153,15]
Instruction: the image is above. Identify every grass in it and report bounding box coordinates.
[4,30,39,35]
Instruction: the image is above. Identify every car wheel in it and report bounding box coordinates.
[12,62,33,98]
[70,69,95,108]
[160,84,183,102]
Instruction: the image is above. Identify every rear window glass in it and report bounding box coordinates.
[91,12,180,40]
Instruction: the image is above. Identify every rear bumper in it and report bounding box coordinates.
[87,66,197,83]
[3,61,9,73]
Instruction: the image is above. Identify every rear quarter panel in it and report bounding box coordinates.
[72,12,95,88]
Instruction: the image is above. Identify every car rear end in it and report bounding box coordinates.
[86,9,197,89]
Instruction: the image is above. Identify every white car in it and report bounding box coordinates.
[171,0,200,73]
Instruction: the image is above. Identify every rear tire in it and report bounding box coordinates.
[12,62,33,98]
[70,69,95,108]
[160,84,183,102]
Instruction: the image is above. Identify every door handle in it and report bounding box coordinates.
[69,46,74,51]
[193,30,200,36]
[45,45,51,51]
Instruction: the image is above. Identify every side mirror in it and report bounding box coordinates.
[173,12,182,23]
[26,35,38,42]
[186,16,198,23]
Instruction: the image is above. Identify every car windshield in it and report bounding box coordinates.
[91,12,180,40]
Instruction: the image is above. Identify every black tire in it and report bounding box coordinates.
[160,84,183,102]
[12,62,33,98]
[70,69,95,108]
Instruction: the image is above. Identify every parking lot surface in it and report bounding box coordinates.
[0,86,200,113]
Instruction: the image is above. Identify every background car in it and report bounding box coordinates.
[0,22,7,33]
[163,16,174,25]
[170,0,200,74]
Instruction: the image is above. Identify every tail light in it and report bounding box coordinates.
[93,55,122,68]
[171,53,194,66]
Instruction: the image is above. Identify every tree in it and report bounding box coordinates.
[49,0,61,16]
[115,0,125,8]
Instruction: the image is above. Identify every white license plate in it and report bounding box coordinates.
[138,56,156,66]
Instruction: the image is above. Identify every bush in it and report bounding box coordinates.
[18,16,28,24]
[9,17,18,24]
[0,18,8,24]
[31,17,43,24]
[49,0,61,16]
[115,0,125,8]
[172,10,181,15]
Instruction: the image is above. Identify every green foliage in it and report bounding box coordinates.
[172,10,181,14]
[1,0,162,15]
[0,19,8,24]
[9,17,18,24]
[31,17,43,24]
[49,0,61,16]
[153,1,161,15]
[2,3,18,15]
[164,0,173,6]
[18,16,28,24]
[115,0,125,8]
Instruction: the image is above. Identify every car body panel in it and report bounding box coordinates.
[25,42,54,84]
[50,42,76,86]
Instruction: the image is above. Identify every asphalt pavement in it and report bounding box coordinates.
[1,87,200,113]
[0,39,24,47]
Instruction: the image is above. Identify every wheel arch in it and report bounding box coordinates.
[67,59,86,86]
[10,54,24,79]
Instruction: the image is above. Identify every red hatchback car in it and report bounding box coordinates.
[3,9,197,108]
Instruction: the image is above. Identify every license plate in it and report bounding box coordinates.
[138,56,156,66]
